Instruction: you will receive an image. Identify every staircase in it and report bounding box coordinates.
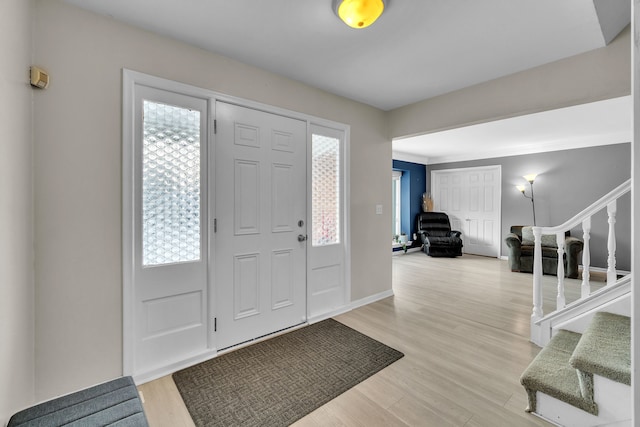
[520,312,631,426]
[520,179,632,426]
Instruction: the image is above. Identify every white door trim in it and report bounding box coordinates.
[122,69,351,382]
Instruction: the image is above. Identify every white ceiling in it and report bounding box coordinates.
[392,96,632,164]
[63,0,629,111]
[62,0,631,161]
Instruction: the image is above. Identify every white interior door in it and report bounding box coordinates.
[432,166,501,257]
[131,86,209,376]
[215,102,307,350]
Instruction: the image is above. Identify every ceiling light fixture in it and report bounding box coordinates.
[333,0,386,29]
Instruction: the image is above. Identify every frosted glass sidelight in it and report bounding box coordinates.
[312,134,340,246]
[142,101,201,266]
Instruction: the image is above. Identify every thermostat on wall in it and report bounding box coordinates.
[30,66,49,89]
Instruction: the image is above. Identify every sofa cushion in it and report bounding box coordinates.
[424,229,451,238]
[425,236,462,246]
[521,245,561,258]
[521,226,558,248]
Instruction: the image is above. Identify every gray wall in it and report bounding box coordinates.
[428,143,631,271]
[0,0,36,423]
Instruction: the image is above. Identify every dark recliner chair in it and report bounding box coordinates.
[416,212,463,257]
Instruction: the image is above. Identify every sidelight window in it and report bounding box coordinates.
[311,133,340,246]
[142,101,201,266]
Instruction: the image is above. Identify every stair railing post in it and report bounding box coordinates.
[606,200,617,285]
[581,217,591,298]
[531,226,544,345]
[555,231,566,309]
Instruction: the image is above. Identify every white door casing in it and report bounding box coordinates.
[214,102,307,350]
[431,166,501,257]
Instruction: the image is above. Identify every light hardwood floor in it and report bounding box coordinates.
[139,253,598,426]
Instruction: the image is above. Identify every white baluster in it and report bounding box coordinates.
[532,227,543,326]
[581,217,591,298]
[606,201,617,285]
[555,231,566,309]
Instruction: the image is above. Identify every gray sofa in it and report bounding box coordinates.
[505,225,583,279]
[8,376,148,427]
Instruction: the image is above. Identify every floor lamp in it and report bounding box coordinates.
[517,174,537,226]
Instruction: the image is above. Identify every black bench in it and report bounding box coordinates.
[8,376,148,427]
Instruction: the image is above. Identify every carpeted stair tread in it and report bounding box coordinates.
[520,330,598,415]
[569,312,631,386]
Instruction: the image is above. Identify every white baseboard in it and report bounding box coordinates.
[581,265,631,276]
[307,288,395,324]
[132,349,218,385]
[348,288,395,311]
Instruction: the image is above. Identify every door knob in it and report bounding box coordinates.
[298,234,308,242]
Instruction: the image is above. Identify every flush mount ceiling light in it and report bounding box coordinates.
[333,0,387,29]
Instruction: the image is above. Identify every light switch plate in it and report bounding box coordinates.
[375,204,383,215]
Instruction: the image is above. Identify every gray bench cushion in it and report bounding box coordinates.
[8,376,148,427]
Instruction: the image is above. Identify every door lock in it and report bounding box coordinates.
[298,234,308,242]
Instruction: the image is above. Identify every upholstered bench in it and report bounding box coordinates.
[8,376,148,427]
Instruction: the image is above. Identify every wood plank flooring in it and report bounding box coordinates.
[138,254,594,426]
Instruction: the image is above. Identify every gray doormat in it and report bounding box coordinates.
[172,318,404,426]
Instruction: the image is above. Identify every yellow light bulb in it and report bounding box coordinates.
[337,0,385,29]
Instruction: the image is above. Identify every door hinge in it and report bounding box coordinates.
[214,218,217,233]
[214,317,217,332]
[214,119,217,134]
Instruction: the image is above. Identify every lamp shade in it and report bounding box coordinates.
[516,185,526,193]
[523,173,538,183]
[334,0,386,28]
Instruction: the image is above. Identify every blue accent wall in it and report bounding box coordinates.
[392,160,426,240]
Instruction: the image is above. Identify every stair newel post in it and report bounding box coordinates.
[531,226,544,345]
[581,217,591,298]
[606,200,617,285]
[555,231,566,309]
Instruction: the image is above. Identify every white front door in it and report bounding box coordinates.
[432,166,501,257]
[131,86,209,376]
[215,102,307,350]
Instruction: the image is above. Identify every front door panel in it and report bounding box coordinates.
[215,102,307,350]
